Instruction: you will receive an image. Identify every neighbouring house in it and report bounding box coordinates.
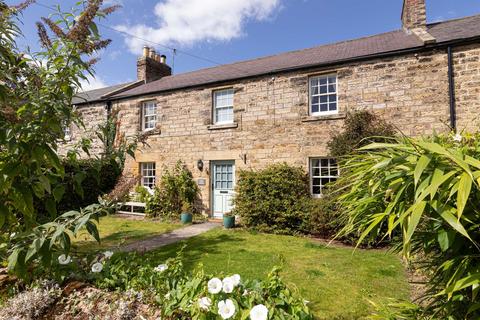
[63,0,480,218]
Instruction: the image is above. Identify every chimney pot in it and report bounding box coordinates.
[142,46,149,57]
[155,54,161,63]
[149,48,156,59]
[160,55,167,64]
[402,0,427,30]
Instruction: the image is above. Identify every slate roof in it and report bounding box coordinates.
[86,14,480,101]
[73,81,139,105]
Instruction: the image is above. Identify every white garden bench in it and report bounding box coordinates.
[117,201,146,216]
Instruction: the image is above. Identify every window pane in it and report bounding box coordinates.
[320,85,327,94]
[329,103,337,111]
[320,104,328,112]
[313,186,321,195]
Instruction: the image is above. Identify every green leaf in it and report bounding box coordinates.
[457,172,472,218]
[436,207,473,242]
[437,229,455,252]
[86,221,100,243]
[414,155,431,186]
[53,185,65,202]
[405,201,426,244]
[38,175,51,194]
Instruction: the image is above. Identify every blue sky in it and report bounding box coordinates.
[7,0,480,90]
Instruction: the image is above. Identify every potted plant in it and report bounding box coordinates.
[223,212,235,229]
[180,202,193,224]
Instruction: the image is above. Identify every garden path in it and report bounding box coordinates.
[119,222,221,252]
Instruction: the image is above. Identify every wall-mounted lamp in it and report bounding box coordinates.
[197,159,204,171]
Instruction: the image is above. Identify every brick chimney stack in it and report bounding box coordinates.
[401,0,427,30]
[137,46,172,83]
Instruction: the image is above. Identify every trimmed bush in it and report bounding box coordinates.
[233,163,310,234]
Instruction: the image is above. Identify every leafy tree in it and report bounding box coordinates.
[0,0,121,276]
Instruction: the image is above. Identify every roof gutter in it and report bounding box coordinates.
[109,35,480,102]
[447,45,456,131]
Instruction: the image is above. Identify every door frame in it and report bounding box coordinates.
[210,160,236,218]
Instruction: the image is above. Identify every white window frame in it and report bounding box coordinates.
[309,157,339,197]
[142,100,157,131]
[213,89,234,125]
[309,74,338,116]
[140,162,156,190]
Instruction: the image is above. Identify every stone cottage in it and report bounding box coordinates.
[66,0,480,218]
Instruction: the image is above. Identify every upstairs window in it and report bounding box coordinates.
[213,89,234,124]
[310,158,339,197]
[142,101,157,131]
[140,162,156,190]
[309,75,337,115]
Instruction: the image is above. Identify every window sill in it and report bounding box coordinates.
[207,123,238,130]
[301,113,346,122]
[142,128,161,136]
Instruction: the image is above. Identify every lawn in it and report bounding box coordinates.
[138,228,410,319]
[72,215,182,252]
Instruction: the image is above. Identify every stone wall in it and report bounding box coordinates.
[453,43,480,132]
[60,101,108,157]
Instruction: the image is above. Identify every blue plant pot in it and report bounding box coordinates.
[223,216,235,229]
[181,213,193,224]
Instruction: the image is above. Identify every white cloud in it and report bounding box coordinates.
[116,0,281,54]
[79,75,109,91]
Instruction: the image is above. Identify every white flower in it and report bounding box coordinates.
[198,297,212,311]
[303,299,310,305]
[243,289,250,296]
[9,232,16,239]
[208,278,223,294]
[91,262,103,273]
[453,133,463,142]
[154,264,168,272]
[218,299,236,319]
[58,254,72,265]
[104,251,114,259]
[164,292,171,299]
[250,304,268,320]
[222,277,235,293]
[231,274,241,286]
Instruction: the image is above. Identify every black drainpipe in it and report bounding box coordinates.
[447,46,456,131]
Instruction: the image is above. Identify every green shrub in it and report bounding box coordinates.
[233,163,311,234]
[146,161,199,220]
[133,185,151,203]
[327,110,396,158]
[34,157,122,222]
[337,132,480,318]
[307,190,344,239]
